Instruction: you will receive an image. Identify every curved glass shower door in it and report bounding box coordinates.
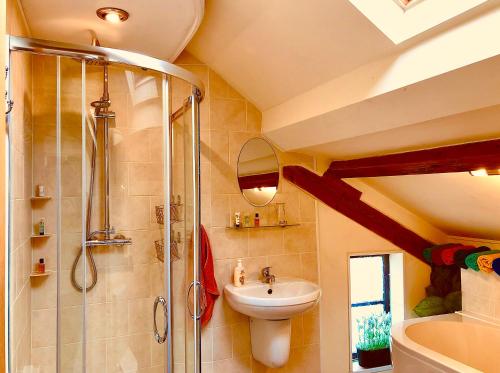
[7,37,204,373]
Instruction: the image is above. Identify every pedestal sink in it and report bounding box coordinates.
[224,278,321,368]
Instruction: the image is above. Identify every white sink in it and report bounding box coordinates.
[224,278,321,320]
[225,277,321,367]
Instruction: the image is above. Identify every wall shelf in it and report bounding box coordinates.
[226,223,300,230]
[31,234,53,239]
[30,272,49,278]
[30,196,52,201]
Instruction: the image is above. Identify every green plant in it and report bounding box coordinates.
[356,312,392,351]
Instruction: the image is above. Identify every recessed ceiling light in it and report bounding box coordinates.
[96,7,129,24]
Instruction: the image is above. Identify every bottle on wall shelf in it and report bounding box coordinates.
[233,259,245,287]
[243,213,250,228]
[234,212,241,228]
[36,184,45,197]
[254,213,260,227]
[277,203,287,226]
[38,218,45,235]
[35,258,45,274]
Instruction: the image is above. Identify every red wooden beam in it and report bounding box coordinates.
[325,138,500,178]
[238,172,280,190]
[283,166,432,262]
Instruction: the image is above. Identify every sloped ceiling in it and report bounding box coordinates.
[187,0,396,110]
[363,173,500,240]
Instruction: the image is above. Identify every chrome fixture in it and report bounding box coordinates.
[9,36,205,99]
[70,58,132,292]
[153,296,168,343]
[262,267,276,285]
[96,7,129,23]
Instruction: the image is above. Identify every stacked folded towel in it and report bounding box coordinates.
[423,244,458,264]
[492,258,500,275]
[441,245,474,265]
[464,250,500,271]
[454,247,489,269]
[477,252,500,273]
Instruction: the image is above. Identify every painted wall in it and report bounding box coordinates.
[316,158,448,373]
[175,52,321,373]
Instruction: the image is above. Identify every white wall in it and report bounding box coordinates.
[316,159,448,372]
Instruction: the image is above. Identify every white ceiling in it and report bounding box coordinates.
[20,0,204,62]
[186,0,396,110]
[364,173,500,240]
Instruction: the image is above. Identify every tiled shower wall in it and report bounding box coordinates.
[175,52,321,373]
[9,37,33,373]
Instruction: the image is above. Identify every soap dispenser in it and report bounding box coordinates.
[233,259,245,287]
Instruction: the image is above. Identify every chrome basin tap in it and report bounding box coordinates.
[262,267,276,285]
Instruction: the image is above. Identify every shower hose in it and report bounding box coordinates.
[70,113,99,292]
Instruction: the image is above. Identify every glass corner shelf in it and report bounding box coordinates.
[30,272,50,278]
[226,223,300,230]
[30,196,52,201]
[31,234,53,239]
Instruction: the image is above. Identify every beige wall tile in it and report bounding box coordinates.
[32,308,57,348]
[232,322,251,357]
[213,325,233,360]
[248,229,284,257]
[268,254,302,278]
[106,334,152,372]
[210,228,248,259]
[284,224,317,254]
[213,355,251,373]
[210,99,246,132]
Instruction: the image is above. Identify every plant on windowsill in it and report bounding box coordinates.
[356,312,392,368]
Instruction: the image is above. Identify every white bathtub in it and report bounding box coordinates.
[391,313,500,373]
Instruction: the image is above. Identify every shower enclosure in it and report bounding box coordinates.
[6,36,204,372]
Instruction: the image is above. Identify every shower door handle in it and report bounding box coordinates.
[187,281,207,320]
[153,296,168,344]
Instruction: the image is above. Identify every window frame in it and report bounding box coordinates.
[350,254,391,361]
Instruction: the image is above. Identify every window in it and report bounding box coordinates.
[349,254,390,360]
[349,0,489,44]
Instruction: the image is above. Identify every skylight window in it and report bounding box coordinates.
[350,0,489,44]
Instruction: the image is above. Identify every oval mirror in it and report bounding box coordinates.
[237,137,279,207]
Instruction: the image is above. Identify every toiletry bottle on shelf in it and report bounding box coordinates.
[37,258,45,274]
[254,213,260,227]
[243,213,250,227]
[39,218,45,235]
[234,212,241,228]
[36,184,45,197]
[277,203,287,226]
[233,259,245,287]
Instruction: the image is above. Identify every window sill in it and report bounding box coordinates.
[352,362,393,373]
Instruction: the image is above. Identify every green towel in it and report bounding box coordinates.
[423,244,458,264]
[414,296,447,317]
[444,291,462,313]
[423,246,435,263]
[465,250,500,271]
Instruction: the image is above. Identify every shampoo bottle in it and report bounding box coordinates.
[39,218,45,235]
[233,259,245,287]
